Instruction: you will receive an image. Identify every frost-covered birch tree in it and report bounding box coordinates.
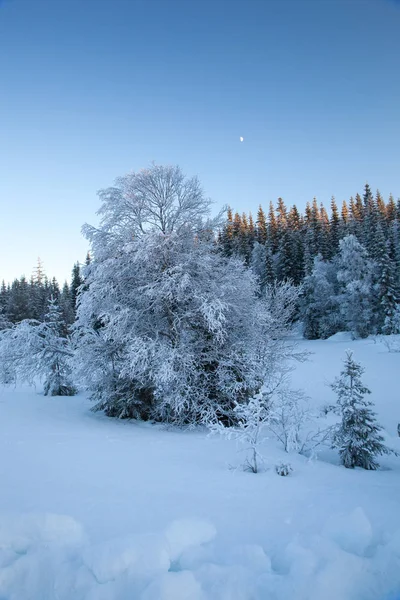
[74,164,298,425]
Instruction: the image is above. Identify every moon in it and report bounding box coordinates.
[240,136,244,142]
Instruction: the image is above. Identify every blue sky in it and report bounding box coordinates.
[1,0,399,283]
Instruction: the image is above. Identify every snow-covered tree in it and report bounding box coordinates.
[250,241,268,294]
[75,164,291,425]
[0,297,75,396]
[301,255,341,339]
[209,281,306,468]
[0,307,11,331]
[331,351,393,470]
[336,235,374,338]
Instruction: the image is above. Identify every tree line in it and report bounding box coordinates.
[219,184,400,338]
[0,256,90,327]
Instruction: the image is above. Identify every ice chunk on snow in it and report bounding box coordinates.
[82,533,170,583]
[225,544,271,574]
[0,513,85,553]
[164,519,216,562]
[140,571,204,600]
[322,507,373,555]
[284,540,319,578]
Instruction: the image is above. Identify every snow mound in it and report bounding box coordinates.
[141,571,204,600]
[0,512,85,552]
[322,507,373,555]
[325,331,354,342]
[0,512,399,599]
[165,518,216,562]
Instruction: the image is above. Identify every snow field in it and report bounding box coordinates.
[0,335,399,599]
[0,510,400,599]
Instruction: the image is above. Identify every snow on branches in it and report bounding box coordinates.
[0,297,75,396]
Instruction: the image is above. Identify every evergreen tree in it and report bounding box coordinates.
[340,200,350,238]
[336,235,374,338]
[248,213,256,246]
[71,262,83,312]
[250,242,267,294]
[239,212,252,263]
[8,277,31,322]
[301,255,341,339]
[370,223,398,332]
[362,183,378,252]
[319,203,330,259]
[386,194,396,223]
[220,207,234,256]
[276,197,288,235]
[60,282,75,326]
[0,280,9,322]
[264,242,276,286]
[303,228,314,276]
[0,296,75,396]
[42,297,76,395]
[332,351,393,470]
[329,197,341,257]
[256,205,267,245]
[267,201,278,252]
[375,189,386,225]
[388,219,400,297]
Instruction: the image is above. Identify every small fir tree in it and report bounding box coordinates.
[0,296,76,396]
[331,351,393,470]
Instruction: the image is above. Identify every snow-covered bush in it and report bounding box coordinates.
[379,306,400,352]
[0,297,76,396]
[209,392,272,473]
[331,350,395,470]
[208,280,307,470]
[74,164,295,425]
[275,462,293,476]
[268,387,310,453]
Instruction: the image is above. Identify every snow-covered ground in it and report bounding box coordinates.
[0,336,400,599]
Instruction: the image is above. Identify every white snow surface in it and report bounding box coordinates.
[1,336,400,599]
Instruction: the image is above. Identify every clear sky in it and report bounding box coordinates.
[1,0,399,284]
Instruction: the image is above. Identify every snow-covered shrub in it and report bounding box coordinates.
[331,350,395,470]
[275,462,293,476]
[268,386,310,453]
[380,334,400,353]
[75,164,296,425]
[208,280,307,470]
[379,306,400,352]
[0,297,76,396]
[209,392,272,473]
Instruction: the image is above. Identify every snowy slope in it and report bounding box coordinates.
[0,336,399,599]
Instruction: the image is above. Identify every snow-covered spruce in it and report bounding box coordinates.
[331,350,394,470]
[336,236,374,339]
[0,296,76,396]
[301,254,342,340]
[74,164,302,425]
